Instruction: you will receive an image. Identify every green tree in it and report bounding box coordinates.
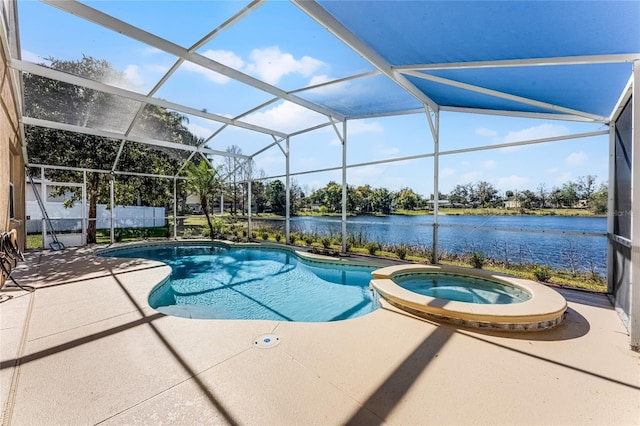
[577,175,597,202]
[449,184,470,205]
[24,56,193,243]
[325,181,343,212]
[266,180,287,215]
[371,187,392,214]
[393,187,421,210]
[519,190,538,209]
[560,182,579,207]
[589,183,608,214]
[474,181,498,207]
[548,187,562,208]
[184,160,221,238]
[536,183,548,208]
[251,180,267,214]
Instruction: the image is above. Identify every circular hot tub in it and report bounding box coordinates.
[370,264,567,331]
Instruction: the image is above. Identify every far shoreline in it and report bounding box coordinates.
[284,207,605,219]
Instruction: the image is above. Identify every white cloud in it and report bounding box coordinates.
[306,74,350,95]
[21,49,49,65]
[476,127,497,137]
[187,122,214,139]
[565,151,588,167]
[182,49,244,84]
[496,175,530,190]
[461,171,481,181]
[349,165,386,181]
[546,167,560,175]
[142,47,163,56]
[482,160,497,169]
[441,168,456,178]
[123,65,144,88]
[503,123,570,144]
[376,146,400,156]
[555,171,574,184]
[146,64,170,74]
[246,46,325,85]
[348,120,383,135]
[244,101,326,133]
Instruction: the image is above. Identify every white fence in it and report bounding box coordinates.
[27,201,166,233]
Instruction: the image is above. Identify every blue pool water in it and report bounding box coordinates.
[392,272,531,304]
[100,244,379,322]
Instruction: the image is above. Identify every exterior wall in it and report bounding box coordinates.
[0,1,24,288]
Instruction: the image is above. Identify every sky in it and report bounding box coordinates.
[17,0,613,198]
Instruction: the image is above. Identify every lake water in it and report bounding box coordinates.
[254,215,607,274]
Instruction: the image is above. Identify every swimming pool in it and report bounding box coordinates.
[100,243,380,322]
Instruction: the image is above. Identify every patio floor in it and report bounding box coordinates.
[1,246,639,425]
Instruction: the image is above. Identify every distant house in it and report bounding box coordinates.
[504,200,521,209]
[426,199,452,208]
[185,194,202,213]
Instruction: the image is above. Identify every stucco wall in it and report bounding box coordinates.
[0,8,25,287]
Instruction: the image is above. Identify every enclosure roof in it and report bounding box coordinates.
[9,0,640,170]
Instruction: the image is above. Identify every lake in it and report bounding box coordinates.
[253,215,608,274]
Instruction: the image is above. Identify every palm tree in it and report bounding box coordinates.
[184,160,221,239]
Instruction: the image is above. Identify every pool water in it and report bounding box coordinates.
[392,272,531,304]
[101,244,379,322]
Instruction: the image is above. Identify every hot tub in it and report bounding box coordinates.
[370,264,567,331]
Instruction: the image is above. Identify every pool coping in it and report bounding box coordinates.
[95,239,387,269]
[370,264,568,331]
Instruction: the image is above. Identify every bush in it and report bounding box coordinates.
[304,235,314,246]
[532,264,552,282]
[261,231,269,241]
[365,242,381,255]
[469,251,485,269]
[395,245,408,260]
[275,233,282,242]
[182,227,194,239]
[320,236,331,248]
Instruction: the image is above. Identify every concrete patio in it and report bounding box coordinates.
[1,246,639,425]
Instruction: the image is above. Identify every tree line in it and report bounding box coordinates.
[254,176,608,217]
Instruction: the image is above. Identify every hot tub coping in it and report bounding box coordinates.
[370,264,567,331]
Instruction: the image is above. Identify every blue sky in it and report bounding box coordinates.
[19,0,611,197]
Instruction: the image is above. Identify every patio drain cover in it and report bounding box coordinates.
[253,334,281,349]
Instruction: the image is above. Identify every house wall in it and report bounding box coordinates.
[0,0,25,288]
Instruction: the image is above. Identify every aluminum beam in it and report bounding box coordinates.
[41,0,346,122]
[401,69,607,122]
[13,59,287,138]
[22,117,250,159]
[440,106,606,123]
[394,54,640,71]
[631,61,640,348]
[262,129,608,180]
[292,0,439,111]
